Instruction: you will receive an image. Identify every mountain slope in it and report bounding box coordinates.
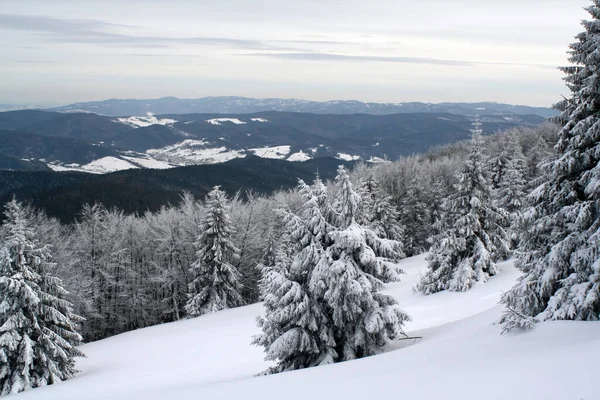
[50,96,558,118]
[13,255,599,400]
[0,156,353,222]
[0,130,120,165]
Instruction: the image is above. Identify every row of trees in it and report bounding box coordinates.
[0,123,555,344]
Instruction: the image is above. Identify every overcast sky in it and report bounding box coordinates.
[0,0,591,106]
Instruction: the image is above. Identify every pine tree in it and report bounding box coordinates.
[0,199,84,395]
[185,187,244,317]
[497,134,528,247]
[416,123,509,294]
[311,166,409,361]
[253,180,336,373]
[356,175,405,259]
[500,2,600,331]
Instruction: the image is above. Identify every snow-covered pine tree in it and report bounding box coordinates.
[185,186,244,317]
[497,133,528,247]
[500,2,600,332]
[416,122,509,294]
[489,134,509,191]
[253,179,336,373]
[356,175,405,259]
[311,166,409,361]
[0,199,84,395]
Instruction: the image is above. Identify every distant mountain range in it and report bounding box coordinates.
[48,96,558,119]
[0,109,547,174]
[0,97,554,220]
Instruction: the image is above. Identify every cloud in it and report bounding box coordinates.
[0,13,289,50]
[243,52,478,67]
[243,52,557,69]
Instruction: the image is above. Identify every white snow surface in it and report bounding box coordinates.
[116,113,177,128]
[16,255,599,400]
[336,152,361,161]
[250,118,269,123]
[249,145,291,159]
[287,150,312,162]
[206,118,247,125]
[121,156,175,170]
[147,140,246,164]
[47,157,139,174]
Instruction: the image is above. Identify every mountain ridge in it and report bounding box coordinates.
[48,96,557,118]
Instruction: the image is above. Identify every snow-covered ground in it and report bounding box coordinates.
[336,152,361,161]
[206,118,247,125]
[248,145,291,159]
[121,155,176,170]
[15,255,600,400]
[47,157,139,174]
[116,113,177,128]
[287,150,312,162]
[147,140,246,165]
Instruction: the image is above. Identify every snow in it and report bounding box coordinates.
[14,254,600,400]
[206,118,247,125]
[116,112,177,128]
[367,156,389,163]
[250,118,269,123]
[249,145,291,159]
[147,140,246,164]
[287,151,312,162]
[46,157,139,174]
[121,156,176,170]
[336,152,361,161]
[80,157,139,174]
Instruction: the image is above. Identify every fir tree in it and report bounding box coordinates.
[356,175,405,259]
[497,134,528,247]
[0,199,84,395]
[253,180,336,373]
[185,187,244,317]
[311,166,409,361]
[416,123,509,294]
[500,2,600,331]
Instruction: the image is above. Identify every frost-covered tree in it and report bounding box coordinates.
[0,199,84,395]
[500,3,600,331]
[185,187,244,317]
[253,179,336,373]
[497,134,528,247]
[311,166,409,361]
[416,124,509,294]
[356,175,405,258]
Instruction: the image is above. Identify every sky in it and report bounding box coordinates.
[0,0,591,107]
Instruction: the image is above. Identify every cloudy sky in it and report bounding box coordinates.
[0,0,591,106]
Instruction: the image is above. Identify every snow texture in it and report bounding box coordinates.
[116,113,177,128]
[12,255,600,400]
[249,146,291,159]
[206,118,247,125]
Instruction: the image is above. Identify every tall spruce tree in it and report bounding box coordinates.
[311,166,409,361]
[416,123,509,294]
[497,134,528,247]
[253,179,336,373]
[356,175,406,258]
[0,199,84,395]
[185,187,244,317]
[500,2,600,331]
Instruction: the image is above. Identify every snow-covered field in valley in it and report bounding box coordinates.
[15,255,599,400]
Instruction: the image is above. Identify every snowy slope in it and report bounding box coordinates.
[116,112,177,128]
[47,157,139,174]
[15,255,600,400]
